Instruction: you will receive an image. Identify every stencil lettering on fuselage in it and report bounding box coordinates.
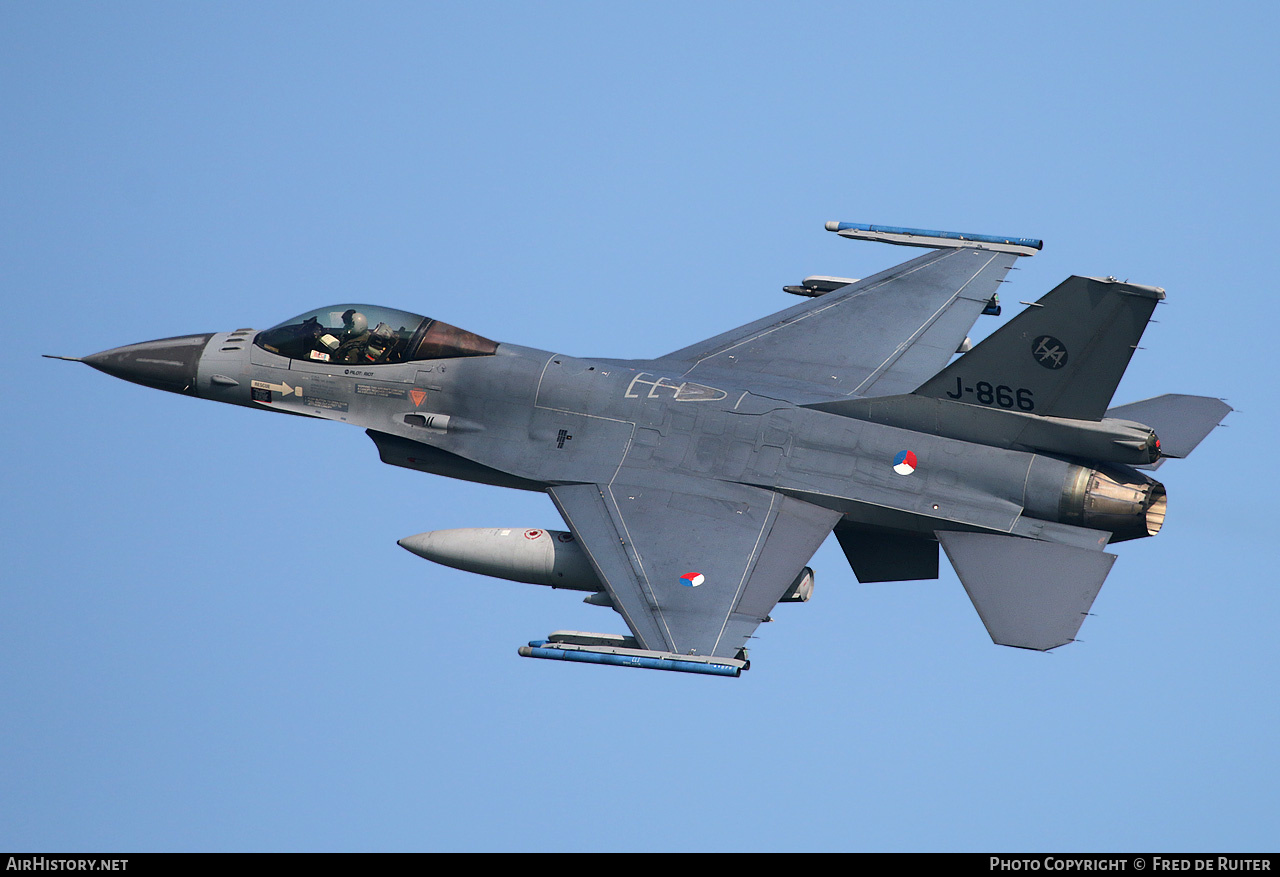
[624,372,727,403]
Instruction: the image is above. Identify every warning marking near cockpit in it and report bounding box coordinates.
[410,388,427,407]
[303,395,348,412]
[355,383,406,399]
[251,379,301,397]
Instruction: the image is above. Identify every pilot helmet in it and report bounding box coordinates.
[342,309,368,335]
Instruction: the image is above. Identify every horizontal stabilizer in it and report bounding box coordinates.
[1007,518,1112,551]
[1105,394,1232,458]
[936,531,1116,651]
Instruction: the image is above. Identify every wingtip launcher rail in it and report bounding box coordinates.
[519,640,746,677]
[825,221,1043,256]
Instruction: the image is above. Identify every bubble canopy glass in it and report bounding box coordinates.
[254,304,498,365]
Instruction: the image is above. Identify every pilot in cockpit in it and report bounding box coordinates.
[335,309,371,363]
[255,304,499,366]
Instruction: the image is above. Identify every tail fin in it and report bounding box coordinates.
[913,276,1164,421]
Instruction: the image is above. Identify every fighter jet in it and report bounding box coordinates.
[50,222,1230,678]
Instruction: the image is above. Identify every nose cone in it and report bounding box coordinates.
[397,532,439,561]
[83,333,215,396]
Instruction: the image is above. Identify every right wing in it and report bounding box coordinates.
[658,247,1018,397]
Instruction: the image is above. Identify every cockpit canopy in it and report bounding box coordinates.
[254,304,498,365]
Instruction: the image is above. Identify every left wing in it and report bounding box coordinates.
[657,247,1018,397]
[548,475,841,659]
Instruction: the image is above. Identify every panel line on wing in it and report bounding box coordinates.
[710,489,778,656]
[547,485,670,652]
[852,250,1000,395]
[550,479,844,658]
[603,482,678,650]
[684,249,956,368]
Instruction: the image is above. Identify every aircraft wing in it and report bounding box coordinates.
[548,475,841,659]
[660,247,1019,397]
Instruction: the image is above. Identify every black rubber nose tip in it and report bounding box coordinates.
[83,334,214,396]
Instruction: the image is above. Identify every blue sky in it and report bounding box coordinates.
[3,2,1277,852]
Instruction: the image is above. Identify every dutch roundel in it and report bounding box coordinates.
[892,450,918,476]
[680,572,706,587]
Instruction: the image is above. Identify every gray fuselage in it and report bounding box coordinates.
[123,330,1150,546]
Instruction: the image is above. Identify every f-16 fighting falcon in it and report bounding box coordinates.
[49,222,1230,678]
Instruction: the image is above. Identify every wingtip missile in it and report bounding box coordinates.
[825,221,1043,255]
[519,640,745,677]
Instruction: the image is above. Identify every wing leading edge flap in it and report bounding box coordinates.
[936,531,1116,651]
[549,478,841,659]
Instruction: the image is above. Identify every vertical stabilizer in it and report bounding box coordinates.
[914,276,1164,421]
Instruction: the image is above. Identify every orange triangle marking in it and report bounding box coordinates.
[410,388,427,408]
